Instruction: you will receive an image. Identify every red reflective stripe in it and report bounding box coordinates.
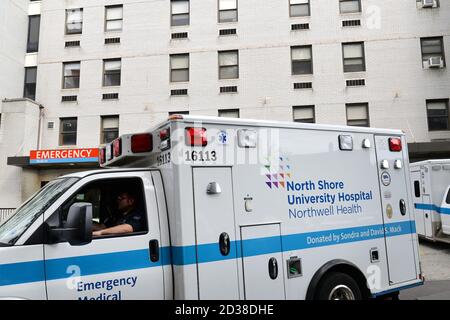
[389,138,402,152]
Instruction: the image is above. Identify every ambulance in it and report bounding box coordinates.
[0,115,423,300]
[411,159,450,244]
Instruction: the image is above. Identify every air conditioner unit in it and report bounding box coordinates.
[428,56,443,68]
[422,0,435,8]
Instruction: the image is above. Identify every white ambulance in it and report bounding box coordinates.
[410,159,450,244]
[0,115,423,300]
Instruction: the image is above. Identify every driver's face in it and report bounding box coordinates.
[117,193,133,211]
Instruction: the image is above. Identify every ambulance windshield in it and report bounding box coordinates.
[0,177,79,245]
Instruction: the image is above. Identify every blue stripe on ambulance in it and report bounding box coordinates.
[0,220,416,287]
[414,203,450,215]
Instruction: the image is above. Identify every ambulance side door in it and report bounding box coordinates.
[43,171,164,300]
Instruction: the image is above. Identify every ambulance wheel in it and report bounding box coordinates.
[315,272,362,300]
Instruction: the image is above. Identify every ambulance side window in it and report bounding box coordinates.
[59,177,148,237]
[414,181,421,198]
[446,188,450,205]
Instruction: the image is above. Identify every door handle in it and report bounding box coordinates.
[219,232,230,256]
[149,239,160,262]
[268,257,278,280]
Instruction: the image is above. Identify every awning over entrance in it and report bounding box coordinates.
[8,148,100,169]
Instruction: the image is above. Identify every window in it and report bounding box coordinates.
[63,62,80,89]
[66,8,83,34]
[171,0,189,26]
[27,15,40,53]
[446,188,450,205]
[219,50,239,79]
[103,59,121,86]
[105,5,123,32]
[414,181,421,198]
[101,116,119,144]
[170,54,189,82]
[219,109,239,118]
[59,118,77,146]
[342,42,366,72]
[339,0,361,13]
[293,106,315,123]
[291,46,313,75]
[421,37,445,67]
[427,99,450,131]
[290,0,310,17]
[24,67,37,100]
[219,0,238,23]
[169,111,189,115]
[56,178,148,239]
[346,103,369,127]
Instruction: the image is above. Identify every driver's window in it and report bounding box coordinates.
[60,177,148,238]
[446,188,450,205]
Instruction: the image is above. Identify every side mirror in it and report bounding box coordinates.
[48,202,93,246]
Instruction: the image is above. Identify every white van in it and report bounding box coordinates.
[410,159,450,244]
[0,115,423,300]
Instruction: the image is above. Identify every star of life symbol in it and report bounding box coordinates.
[218,130,228,144]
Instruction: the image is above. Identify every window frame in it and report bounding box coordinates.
[105,5,123,32]
[426,99,450,131]
[342,42,366,73]
[218,50,239,80]
[218,108,240,118]
[293,105,315,123]
[65,8,83,35]
[289,0,311,17]
[291,45,313,75]
[339,0,362,14]
[24,67,37,100]
[103,58,122,87]
[50,177,149,242]
[170,53,190,82]
[101,115,120,144]
[59,117,78,146]
[171,0,190,26]
[27,15,40,53]
[346,103,370,127]
[218,0,238,23]
[420,36,446,67]
[62,61,81,89]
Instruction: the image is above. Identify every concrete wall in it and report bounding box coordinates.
[35,0,450,149]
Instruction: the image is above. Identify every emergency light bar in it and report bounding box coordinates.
[131,133,153,153]
[389,138,402,152]
[185,127,207,146]
[113,138,122,158]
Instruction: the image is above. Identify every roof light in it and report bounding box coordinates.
[168,114,184,121]
[99,147,106,165]
[159,128,170,141]
[339,135,353,151]
[185,127,207,146]
[106,143,113,161]
[237,129,257,148]
[113,138,122,158]
[131,133,153,153]
[389,138,402,152]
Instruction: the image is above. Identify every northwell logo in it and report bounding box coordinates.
[264,156,291,189]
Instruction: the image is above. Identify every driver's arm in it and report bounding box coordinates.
[93,224,133,236]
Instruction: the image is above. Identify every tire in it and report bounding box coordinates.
[315,272,362,300]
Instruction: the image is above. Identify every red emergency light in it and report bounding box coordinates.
[159,128,170,141]
[99,147,106,165]
[131,133,153,153]
[389,138,402,152]
[113,138,122,158]
[185,127,207,146]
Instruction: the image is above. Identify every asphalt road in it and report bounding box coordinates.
[400,240,450,300]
